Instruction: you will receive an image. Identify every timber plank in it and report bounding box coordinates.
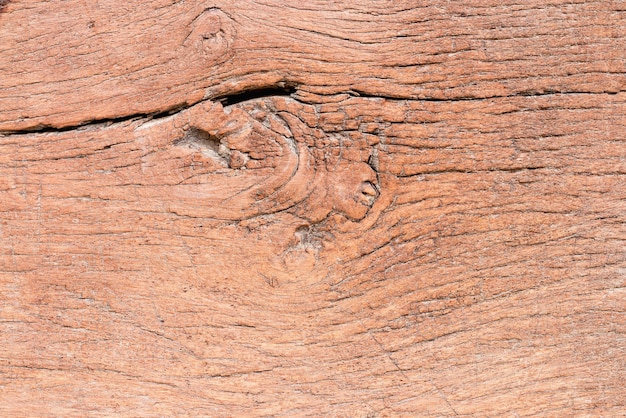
[1,0,625,416]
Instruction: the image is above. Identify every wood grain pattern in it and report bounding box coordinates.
[1,0,625,416]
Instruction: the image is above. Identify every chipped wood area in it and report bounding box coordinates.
[1,1,625,416]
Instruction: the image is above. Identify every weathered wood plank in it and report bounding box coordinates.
[1,0,625,416]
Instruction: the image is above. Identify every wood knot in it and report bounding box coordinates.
[167,97,382,223]
[183,7,235,58]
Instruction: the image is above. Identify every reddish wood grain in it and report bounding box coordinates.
[1,0,625,416]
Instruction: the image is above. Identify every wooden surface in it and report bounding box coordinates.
[1,1,625,416]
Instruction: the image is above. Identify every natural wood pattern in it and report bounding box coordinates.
[1,0,625,416]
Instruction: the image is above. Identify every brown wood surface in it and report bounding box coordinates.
[1,0,625,416]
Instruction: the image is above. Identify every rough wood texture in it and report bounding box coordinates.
[1,1,625,416]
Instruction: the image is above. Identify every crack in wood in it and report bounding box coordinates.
[215,85,297,107]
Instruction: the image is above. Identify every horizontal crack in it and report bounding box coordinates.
[215,84,296,106]
[0,103,190,136]
[1,87,622,136]
[0,84,299,136]
[348,88,622,102]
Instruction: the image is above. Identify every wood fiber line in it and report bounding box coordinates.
[1,0,625,416]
